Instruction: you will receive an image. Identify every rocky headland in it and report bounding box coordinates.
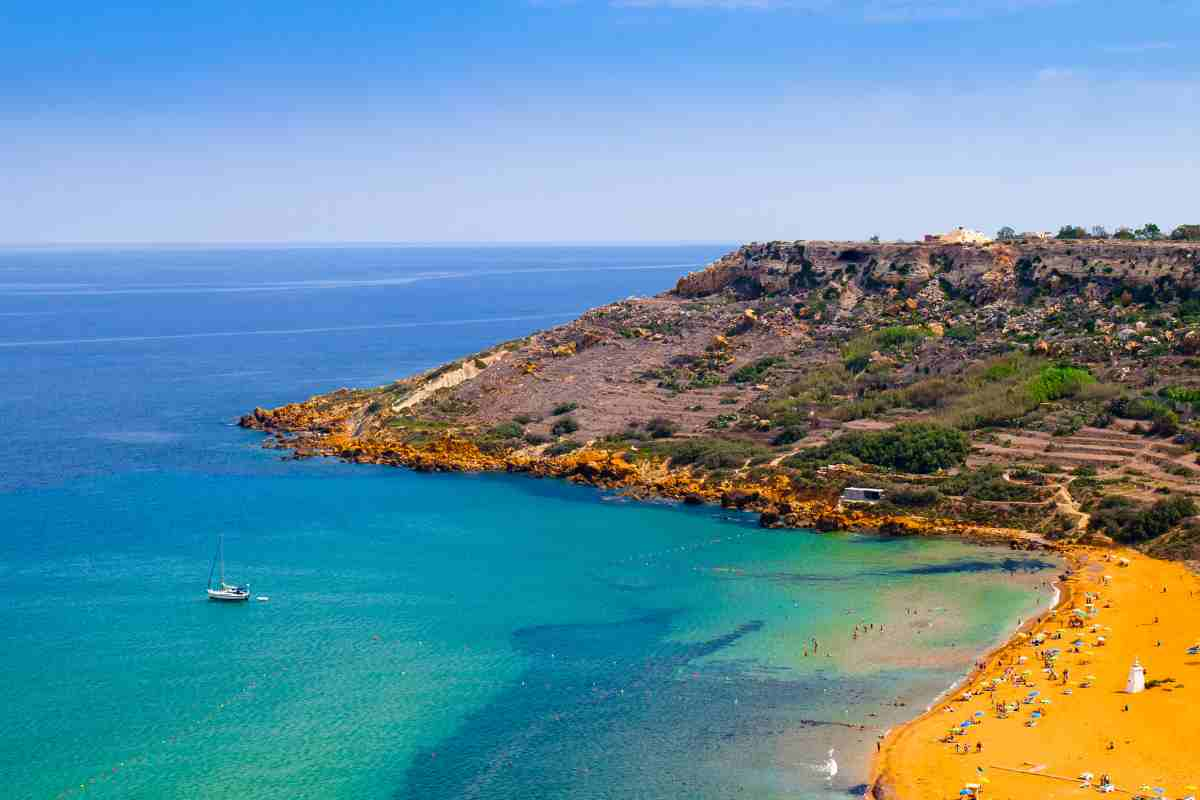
[242,238,1200,559]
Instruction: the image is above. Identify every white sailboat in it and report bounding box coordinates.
[207,534,250,602]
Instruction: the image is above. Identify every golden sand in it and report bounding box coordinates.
[870,548,1200,800]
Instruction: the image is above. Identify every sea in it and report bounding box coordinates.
[0,245,1060,800]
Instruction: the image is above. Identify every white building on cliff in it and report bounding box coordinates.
[928,226,992,245]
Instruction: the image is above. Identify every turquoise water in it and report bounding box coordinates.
[0,246,1058,799]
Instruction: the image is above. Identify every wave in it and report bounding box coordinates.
[0,263,704,297]
[0,312,579,348]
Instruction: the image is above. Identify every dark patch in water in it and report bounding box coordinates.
[891,557,1058,576]
[747,557,1057,585]
[393,611,883,799]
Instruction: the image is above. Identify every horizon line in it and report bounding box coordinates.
[0,239,742,251]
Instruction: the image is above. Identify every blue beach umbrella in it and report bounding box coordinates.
[960,790,973,796]
[974,711,985,717]
[960,720,971,727]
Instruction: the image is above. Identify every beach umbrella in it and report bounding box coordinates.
[1080,772,1095,781]
[974,711,985,717]
[1028,690,1040,697]
[960,720,971,727]
[959,790,972,796]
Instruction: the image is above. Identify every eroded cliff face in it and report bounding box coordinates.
[674,240,1200,306]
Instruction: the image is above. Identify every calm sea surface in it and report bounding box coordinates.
[0,245,1058,799]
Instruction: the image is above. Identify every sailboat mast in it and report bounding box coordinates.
[219,533,225,586]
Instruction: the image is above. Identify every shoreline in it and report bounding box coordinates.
[869,557,1076,798]
[867,547,1200,799]
[241,420,1057,553]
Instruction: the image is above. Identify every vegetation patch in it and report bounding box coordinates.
[786,423,968,474]
[643,437,773,470]
[1088,495,1197,544]
[731,356,785,384]
[551,416,580,436]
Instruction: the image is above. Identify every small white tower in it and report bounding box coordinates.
[1125,657,1145,694]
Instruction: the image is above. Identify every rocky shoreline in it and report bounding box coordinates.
[240,406,1052,552]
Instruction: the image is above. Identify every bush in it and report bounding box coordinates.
[771,426,806,446]
[524,433,550,445]
[1089,495,1198,543]
[1109,396,1172,421]
[887,487,941,507]
[551,401,578,416]
[941,465,1041,501]
[546,439,583,456]
[1024,365,1094,404]
[645,416,679,439]
[654,437,773,470]
[945,325,976,342]
[731,356,785,384]
[876,325,929,349]
[1148,409,1180,437]
[789,423,968,474]
[551,416,580,436]
[488,421,524,439]
[513,414,536,425]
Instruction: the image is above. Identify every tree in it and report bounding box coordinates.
[996,226,1016,241]
[1090,225,1110,239]
[869,234,880,244]
[1056,225,1087,240]
[1114,226,1136,240]
[1135,223,1163,240]
[1170,224,1200,241]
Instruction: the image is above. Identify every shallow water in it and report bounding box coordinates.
[0,246,1059,799]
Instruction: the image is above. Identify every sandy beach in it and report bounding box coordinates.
[870,548,1200,800]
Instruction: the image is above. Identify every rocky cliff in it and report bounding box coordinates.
[675,240,1200,306]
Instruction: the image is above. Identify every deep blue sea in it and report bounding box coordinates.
[0,245,1059,799]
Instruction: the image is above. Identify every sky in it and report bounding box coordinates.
[2,1,1198,244]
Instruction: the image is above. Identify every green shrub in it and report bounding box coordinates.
[876,325,929,349]
[487,421,524,439]
[944,325,976,342]
[731,356,785,384]
[546,439,583,456]
[788,423,968,474]
[771,426,806,446]
[551,401,578,416]
[941,465,1041,501]
[1089,495,1198,543]
[653,437,773,470]
[1024,365,1094,404]
[843,353,871,374]
[887,487,941,507]
[1109,396,1171,421]
[524,433,550,445]
[645,417,679,439]
[551,416,580,436]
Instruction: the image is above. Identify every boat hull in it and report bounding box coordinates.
[207,588,250,602]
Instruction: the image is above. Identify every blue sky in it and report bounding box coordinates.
[3,1,1198,243]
